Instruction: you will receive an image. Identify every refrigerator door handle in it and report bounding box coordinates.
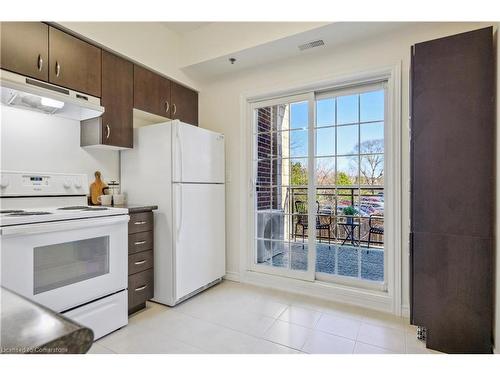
[176,183,183,240]
[176,125,183,183]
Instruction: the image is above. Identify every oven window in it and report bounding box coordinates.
[34,236,110,294]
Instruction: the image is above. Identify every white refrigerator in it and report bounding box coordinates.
[121,120,225,306]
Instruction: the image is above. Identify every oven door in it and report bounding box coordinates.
[0,215,128,312]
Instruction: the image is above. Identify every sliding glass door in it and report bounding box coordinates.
[251,93,315,280]
[251,83,387,287]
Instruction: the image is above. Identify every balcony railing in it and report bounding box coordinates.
[281,185,384,248]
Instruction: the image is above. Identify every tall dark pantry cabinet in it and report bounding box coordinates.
[410,27,494,354]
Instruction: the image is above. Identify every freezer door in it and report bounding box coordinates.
[173,183,225,300]
[172,121,225,183]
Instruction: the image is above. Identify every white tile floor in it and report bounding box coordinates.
[89,280,441,354]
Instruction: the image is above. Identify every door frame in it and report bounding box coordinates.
[239,64,402,315]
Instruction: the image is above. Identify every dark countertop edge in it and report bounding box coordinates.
[113,204,158,213]
[1,287,94,354]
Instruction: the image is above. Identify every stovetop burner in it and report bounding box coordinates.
[57,206,90,210]
[0,210,25,214]
[8,211,52,216]
[57,206,109,211]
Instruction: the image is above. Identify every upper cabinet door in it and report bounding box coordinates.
[158,76,172,118]
[101,51,133,148]
[171,82,198,126]
[48,27,101,97]
[134,65,160,115]
[0,22,49,81]
[133,65,171,117]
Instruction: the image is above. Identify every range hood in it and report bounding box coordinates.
[0,69,104,121]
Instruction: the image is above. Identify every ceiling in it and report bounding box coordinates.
[161,22,211,34]
[182,22,412,79]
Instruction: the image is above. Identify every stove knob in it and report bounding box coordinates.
[63,179,71,189]
[0,177,9,189]
[74,179,82,189]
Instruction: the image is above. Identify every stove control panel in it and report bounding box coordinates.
[0,171,89,196]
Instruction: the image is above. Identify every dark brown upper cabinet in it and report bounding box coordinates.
[48,26,101,97]
[171,81,199,126]
[134,65,198,125]
[101,51,133,148]
[133,65,171,118]
[0,22,49,81]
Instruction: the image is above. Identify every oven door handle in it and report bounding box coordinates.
[0,215,130,237]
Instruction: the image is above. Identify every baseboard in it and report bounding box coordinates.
[241,270,395,315]
[401,304,410,318]
[224,271,241,282]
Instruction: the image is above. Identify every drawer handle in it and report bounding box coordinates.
[55,61,61,77]
[134,221,147,225]
[134,260,147,265]
[135,284,148,292]
[134,240,146,246]
[37,54,43,71]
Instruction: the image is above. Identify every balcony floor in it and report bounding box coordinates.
[261,242,384,282]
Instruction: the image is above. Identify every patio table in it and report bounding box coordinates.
[339,221,360,247]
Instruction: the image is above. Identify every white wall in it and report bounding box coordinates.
[198,22,492,313]
[0,106,119,186]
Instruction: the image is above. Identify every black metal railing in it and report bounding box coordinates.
[285,186,384,247]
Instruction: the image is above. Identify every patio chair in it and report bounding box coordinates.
[367,214,384,248]
[294,200,332,247]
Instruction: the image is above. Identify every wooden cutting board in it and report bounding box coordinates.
[90,171,107,205]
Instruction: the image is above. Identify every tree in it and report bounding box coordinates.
[354,139,384,186]
[291,161,307,186]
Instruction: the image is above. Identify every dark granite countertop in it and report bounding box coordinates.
[0,288,94,354]
[113,204,158,213]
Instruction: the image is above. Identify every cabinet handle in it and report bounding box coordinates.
[172,103,177,116]
[165,101,170,114]
[134,221,147,225]
[37,54,43,72]
[55,61,61,77]
[134,240,146,246]
[106,124,111,139]
[135,285,148,292]
[134,260,147,265]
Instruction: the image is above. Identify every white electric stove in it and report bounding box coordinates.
[0,171,129,340]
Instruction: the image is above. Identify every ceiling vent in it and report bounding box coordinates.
[298,39,325,51]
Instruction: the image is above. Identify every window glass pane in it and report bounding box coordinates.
[289,130,308,158]
[290,101,308,130]
[360,122,384,153]
[256,132,273,159]
[255,159,272,186]
[289,158,308,186]
[315,157,335,186]
[337,155,358,186]
[256,185,271,210]
[34,237,109,294]
[337,125,359,155]
[316,127,335,156]
[337,94,358,125]
[360,154,384,186]
[360,90,384,122]
[316,98,335,127]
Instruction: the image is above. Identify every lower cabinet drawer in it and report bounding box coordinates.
[128,268,154,309]
[128,250,153,275]
[128,231,153,254]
